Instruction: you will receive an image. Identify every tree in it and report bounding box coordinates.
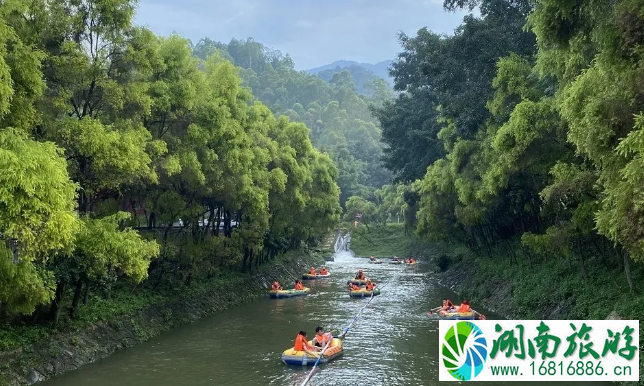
[0,130,79,314]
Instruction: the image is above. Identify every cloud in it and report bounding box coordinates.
[134,0,470,69]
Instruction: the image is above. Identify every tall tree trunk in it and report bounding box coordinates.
[48,281,66,323]
[214,207,221,237]
[82,282,90,305]
[70,279,84,319]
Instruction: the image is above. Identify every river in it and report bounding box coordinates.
[41,250,609,386]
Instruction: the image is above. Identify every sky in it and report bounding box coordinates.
[134,0,470,70]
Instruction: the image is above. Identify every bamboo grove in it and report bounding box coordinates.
[372,0,644,293]
[0,0,342,320]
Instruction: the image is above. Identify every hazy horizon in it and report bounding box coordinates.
[134,0,470,70]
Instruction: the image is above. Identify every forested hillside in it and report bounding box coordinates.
[370,0,644,319]
[315,64,385,96]
[0,0,341,324]
[193,38,394,204]
[308,60,394,87]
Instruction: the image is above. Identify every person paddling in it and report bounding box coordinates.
[312,326,334,348]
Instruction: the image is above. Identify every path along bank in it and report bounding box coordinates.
[0,248,327,386]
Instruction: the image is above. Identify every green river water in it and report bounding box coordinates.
[41,250,610,386]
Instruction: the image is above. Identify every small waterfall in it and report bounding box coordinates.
[334,233,351,252]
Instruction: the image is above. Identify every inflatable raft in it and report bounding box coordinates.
[368,259,382,264]
[269,287,310,299]
[302,273,331,280]
[349,288,381,298]
[389,259,403,265]
[281,338,343,366]
[437,309,476,320]
[347,278,367,285]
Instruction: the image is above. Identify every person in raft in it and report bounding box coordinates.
[392,256,399,261]
[355,269,366,280]
[442,298,455,311]
[320,266,328,275]
[294,331,321,354]
[294,280,305,290]
[409,257,416,263]
[365,279,375,291]
[349,283,361,291]
[271,281,282,291]
[457,299,471,313]
[369,255,376,261]
[312,326,335,348]
[309,267,316,275]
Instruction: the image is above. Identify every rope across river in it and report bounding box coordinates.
[298,266,402,386]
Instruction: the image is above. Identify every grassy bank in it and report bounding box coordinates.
[435,243,644,322]
[347,223,434,258]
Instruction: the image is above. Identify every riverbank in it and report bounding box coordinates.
[0,247,328,386]
[349,224,644,319]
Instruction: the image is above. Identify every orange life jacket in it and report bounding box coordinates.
[458,304,470,313]
[315,333,326,345]
[294,334,309,351]
[295,283,304,290]
[351,284,360,291]
[272,283,281,290]
[410,258,416,263]
[309,269,316,275]
[366,283,375,291]
[320,269,328,275]
[356,273,365,280]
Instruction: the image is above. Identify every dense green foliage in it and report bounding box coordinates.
[348,223,431,259]
[371,0,644,311]
[193,38,394,204]
[0,0,341,324]
[316,64,386,97]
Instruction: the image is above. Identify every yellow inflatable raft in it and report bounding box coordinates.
[281,338,343,366]
[437,309,475,320]
[349,288,381,298]
[302,273,331,280]
[269,287,310,299]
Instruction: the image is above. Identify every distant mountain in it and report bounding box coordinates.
[308,60,394,89]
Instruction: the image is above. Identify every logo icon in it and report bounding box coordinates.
[442,321,488,381]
